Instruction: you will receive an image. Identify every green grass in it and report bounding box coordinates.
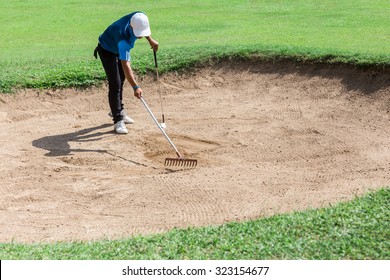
[1,188,389,260]
[0,0,389,92]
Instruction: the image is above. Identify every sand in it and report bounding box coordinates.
[0,59,389,243]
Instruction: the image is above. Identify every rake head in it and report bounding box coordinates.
[165,157,198,168]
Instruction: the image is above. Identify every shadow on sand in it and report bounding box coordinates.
[32,124,149,167]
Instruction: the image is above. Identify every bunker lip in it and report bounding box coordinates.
[0,59,389,243]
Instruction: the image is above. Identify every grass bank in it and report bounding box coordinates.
[1,188,388,260]
[0,0,389,92]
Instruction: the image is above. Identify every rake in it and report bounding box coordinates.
[140,96,198,168]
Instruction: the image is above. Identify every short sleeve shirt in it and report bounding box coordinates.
[98,12,141,61]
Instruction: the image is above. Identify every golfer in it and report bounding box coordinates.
[94,12,159,134]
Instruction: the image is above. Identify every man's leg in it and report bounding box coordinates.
[118,60,126,112]
[97,45,123,124]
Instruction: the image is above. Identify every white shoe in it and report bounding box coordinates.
[114,120,128,134]
[109,110,134,124]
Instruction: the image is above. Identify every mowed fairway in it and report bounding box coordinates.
[0,0,389,92]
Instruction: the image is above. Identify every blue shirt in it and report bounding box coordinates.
[98,12,142,61]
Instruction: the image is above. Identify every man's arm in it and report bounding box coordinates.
[120,60,142,98]
[120,36,158,98]
[145,36,159,51]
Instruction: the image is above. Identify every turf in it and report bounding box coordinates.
[1,188,389,260]
[0,0,389,92]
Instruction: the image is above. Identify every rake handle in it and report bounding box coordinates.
[140,96,184,159]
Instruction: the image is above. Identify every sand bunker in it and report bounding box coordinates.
[0,59,389,243]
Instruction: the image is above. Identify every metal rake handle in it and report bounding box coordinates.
[140,96,183,159]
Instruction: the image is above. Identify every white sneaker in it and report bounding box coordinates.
[109,110,134,124]
[114,120,128,134]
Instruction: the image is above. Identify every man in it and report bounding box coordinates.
[95,12,159,134]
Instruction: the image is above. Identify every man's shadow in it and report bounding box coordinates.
[32,124,149,167]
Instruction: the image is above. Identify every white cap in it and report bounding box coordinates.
[130,13,151,37]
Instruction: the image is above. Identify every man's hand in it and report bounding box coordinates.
[146,36,159,51]
[134,87,142,99]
